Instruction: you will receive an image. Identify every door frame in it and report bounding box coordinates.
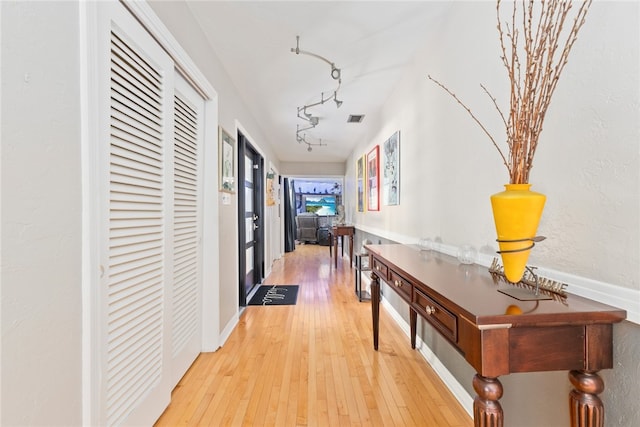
[237,131,265,306]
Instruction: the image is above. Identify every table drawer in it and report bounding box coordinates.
[413,288,457,343]
[371,257,389,280]
[389,269,412,300]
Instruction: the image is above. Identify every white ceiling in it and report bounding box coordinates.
[186,1,452,164]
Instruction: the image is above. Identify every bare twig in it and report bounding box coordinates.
[429,0,593,184]
[428,75,510,171]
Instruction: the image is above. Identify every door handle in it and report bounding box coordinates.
[253,224,259,230]
[253,214,259,221]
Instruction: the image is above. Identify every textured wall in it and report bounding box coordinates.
[1,1,83,425]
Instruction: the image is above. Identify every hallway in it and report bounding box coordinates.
[155,244,472,426]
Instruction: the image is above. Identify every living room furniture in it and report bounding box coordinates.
[366,243,626,427]
[295,213,319,243]
[332,225,355,268]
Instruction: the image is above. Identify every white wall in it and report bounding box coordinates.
[1,2,83,424]
[346,2,640,426]
[280,161,346,177]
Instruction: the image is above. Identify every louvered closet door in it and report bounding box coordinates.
[99,2,174,425]
[171,74,204,388]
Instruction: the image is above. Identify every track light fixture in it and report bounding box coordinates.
[334,91,343,108]
[291,35,344,151]
[296,124,326,152]
[331,65,341,80]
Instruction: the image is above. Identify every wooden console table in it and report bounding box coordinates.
[366,244,626,427]
[332,225,355,268]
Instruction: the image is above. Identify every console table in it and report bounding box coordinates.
[366,244,626,427]
[332,225,355,268]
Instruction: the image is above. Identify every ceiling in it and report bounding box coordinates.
[186,1,452,164]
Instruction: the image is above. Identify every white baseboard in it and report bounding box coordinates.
[380,297,475,418]
[217,311,240,349]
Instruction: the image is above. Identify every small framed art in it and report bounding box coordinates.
[367,145,379,211]
[219,126,236,193]
[383,130,400,206]
[356,155,365,212]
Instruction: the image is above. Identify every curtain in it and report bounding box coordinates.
[283,178,296,252]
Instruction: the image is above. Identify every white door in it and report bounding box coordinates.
[171,74,204,388]
[97,2,174,425]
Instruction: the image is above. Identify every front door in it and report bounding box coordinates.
[238,132,264,305]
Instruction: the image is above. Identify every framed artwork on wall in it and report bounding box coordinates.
[383,130,400,206]
[218,126,236,193]
[356,155,365,212]
[367,145,379,211]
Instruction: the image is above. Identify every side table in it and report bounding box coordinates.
[331,225,355,268]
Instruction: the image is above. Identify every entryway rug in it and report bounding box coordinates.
[248,285,299,306]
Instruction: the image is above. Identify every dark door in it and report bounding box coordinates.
[237,132,264,306]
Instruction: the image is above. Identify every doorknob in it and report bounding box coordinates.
[253,214,259,221]
[253,224,259,230]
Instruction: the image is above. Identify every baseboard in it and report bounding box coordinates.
[380,297,475,419]
[218,311,240,348]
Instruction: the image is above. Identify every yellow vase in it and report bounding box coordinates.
[490,184,546,283]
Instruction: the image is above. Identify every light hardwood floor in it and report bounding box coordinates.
[155,244,473,426]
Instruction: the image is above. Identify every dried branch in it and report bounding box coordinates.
[427,75,510,171]
[429,0,593,184]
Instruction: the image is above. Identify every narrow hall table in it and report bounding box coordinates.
[332,225,355,268]
[365,244,626,427]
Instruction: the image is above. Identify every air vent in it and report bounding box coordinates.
[347,114,365,123]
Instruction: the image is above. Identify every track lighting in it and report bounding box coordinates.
[334,92,343,108]
[331,66,341,80]
[291,36,344,152]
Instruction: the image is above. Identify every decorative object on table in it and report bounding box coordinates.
[334,204,345,225]
[218,126,236,193]
[456,245,477,265]
[489,258,568,303]
[382,130,400,206]
[418,237,433,251]
[356,155,365,212]
[366,145,380,211]
[428,0,593,283]
[247,285,299,306]
[361,238,372,254]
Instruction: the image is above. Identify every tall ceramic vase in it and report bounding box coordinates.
[490,184,546,283]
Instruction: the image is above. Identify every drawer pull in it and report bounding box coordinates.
[394,279,403,287]
[426,306,436,315]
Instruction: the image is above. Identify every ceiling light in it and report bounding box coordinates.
[334,92,343,108]
[331,66,341,80]
[291,36,343,151]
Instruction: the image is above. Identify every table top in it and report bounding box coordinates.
[365,244,627,327]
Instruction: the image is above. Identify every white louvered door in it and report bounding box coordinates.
[98,2,174,425]
[171,74,204,388]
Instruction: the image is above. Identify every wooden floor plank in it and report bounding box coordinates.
[155,244,472,427]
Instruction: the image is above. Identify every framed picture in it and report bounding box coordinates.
[356,155,365,212]
[383,130,400,206]
[367,145,379,211]
[218,126,236,193]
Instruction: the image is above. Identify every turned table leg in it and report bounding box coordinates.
[569,370,605,427]
[473,375,503,427]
